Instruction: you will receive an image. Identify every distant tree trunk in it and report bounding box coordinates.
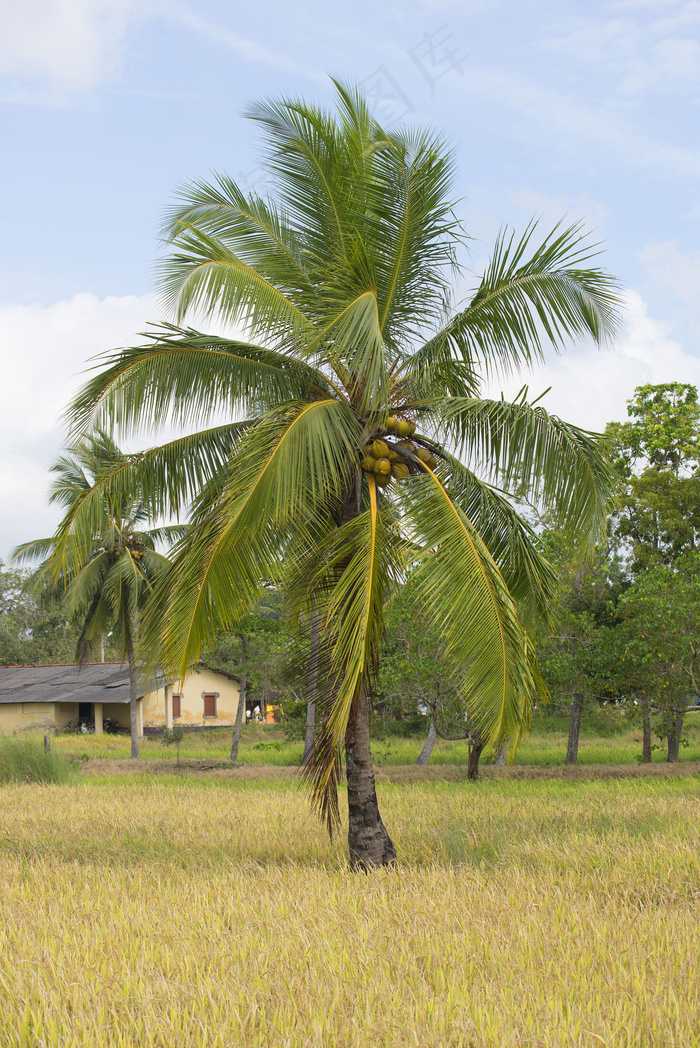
[346,690,396,870]
[642,704,652,763]
[126,634,139,760]
[414,720,437,765]
[666,707,684,763]
[303,604,319,763]
[566,692,584,766]
[230,633,249,763]
[494,739,507,766]
[230,676,247,763]
[467,730,486,780]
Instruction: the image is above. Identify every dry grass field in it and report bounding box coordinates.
[1,774,699,1047]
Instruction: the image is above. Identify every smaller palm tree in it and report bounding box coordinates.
[13,432,184,757]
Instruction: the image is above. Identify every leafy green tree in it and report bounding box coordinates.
[63,85,618,867]
[606,383,700,573]
[12,432,182,757]
[535,529,626,763]
[378,578,445,725]
[0,562,81,667]
[615,553,700,762]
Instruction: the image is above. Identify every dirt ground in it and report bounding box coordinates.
[72,757,700,782]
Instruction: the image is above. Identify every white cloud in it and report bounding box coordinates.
[0,0,320,102]
[488,290,700,431]
[0,0,154,100]
[639,240,700,322]
[0,291,155,557]
[541,2,700,99]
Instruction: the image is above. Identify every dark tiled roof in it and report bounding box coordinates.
[0,662,239,704]
[0,663,139,704]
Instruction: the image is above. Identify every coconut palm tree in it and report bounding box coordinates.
[64,84,619,866]
[13,431,183,757]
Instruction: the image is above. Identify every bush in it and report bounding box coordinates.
[278,696,307,740]
[0,734,72,785]
[370,713,430,740]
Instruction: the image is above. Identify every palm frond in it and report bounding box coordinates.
[162,174,316,298]
[404,220,620,380]
[401,468,542,747]
[438,395,615,543]
[432,454,557,629]
[146,398,361,677]
[294,475,402,830]
[67,326,334,435]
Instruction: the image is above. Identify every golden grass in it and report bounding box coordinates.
[1,777,699,1046]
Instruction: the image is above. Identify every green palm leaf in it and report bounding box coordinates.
[403,220,619,380]
[68,325,334,435]
[402,468,542,747]
[438,395,614,542]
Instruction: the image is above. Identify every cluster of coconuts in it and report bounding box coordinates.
[360,416,439,488]
[124,539,146,562]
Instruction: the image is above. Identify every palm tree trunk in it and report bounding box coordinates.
[230,676,247,763]
[494,739,508,766]
[566,692,584,765]
[335,473,395,869]
[303,604,319,762]
[346,690,396,870]
[125,634,140,760]
[414,720,437,765]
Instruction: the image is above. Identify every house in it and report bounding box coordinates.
[0,662,243,735]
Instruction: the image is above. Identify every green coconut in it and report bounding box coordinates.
[372,439,390,459]
[374,457,391,475]
[396,420,412,438]
[392,462,410,480]
[361,455,376,472]
[374,471,391,487]
[386,416,397,432]
[415,447,431,463]
[426,453,438,470]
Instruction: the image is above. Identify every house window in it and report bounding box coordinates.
[172,694,182,719]
[203,693,217,718]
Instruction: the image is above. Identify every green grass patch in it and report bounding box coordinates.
[0,734,72,784]
[51,713,700,767]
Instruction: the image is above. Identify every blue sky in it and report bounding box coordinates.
[2,0,700,554]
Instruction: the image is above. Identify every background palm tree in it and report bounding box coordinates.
[13,431,183,757]
[65,84,619,866]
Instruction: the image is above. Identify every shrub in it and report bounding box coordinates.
[0,734,72,785]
